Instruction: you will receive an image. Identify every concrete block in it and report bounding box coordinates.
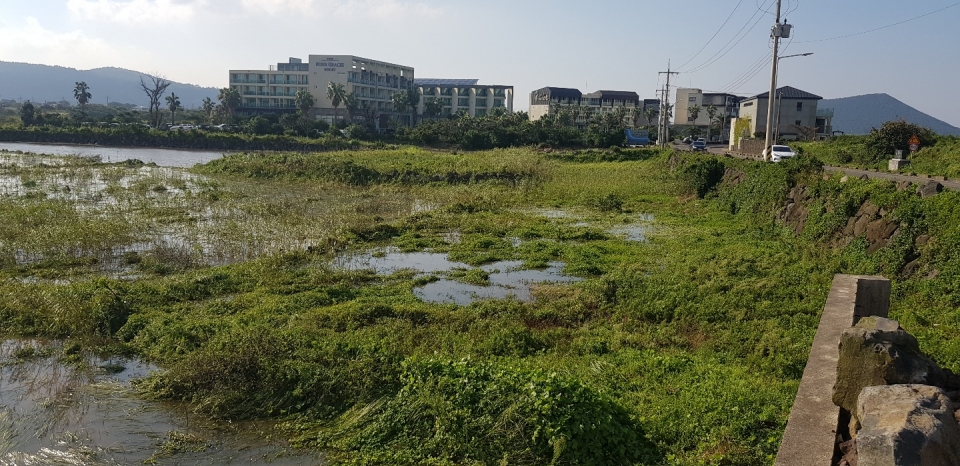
[888,159,911,172]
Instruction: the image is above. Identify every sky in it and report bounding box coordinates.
[1,0,959,126]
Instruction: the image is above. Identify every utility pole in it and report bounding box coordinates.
[763,0,785,161]
[659,62,679,148]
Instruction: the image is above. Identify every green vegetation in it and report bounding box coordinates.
[1,146,960,465]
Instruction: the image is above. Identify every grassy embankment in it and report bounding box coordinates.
[795,134,960,177]
[1,146,959,465]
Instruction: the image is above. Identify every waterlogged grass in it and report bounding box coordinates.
[2,147,960,465]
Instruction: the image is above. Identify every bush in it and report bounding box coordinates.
[865,120,936,161]
[325,358,660,465]
[681,156,726,198]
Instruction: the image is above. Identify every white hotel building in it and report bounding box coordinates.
[229,55,415,123]
[414,79,514,118]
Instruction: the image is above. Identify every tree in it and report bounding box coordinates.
[218,87,241,120]
[629,107,642,128]
[165,92,181,125]
[613,106,628,128]
[326,82,347,125]
[73,81,92,124]
[687,105,701,127]
[140,75,172,128]
[865,120,936,160]
[712,113,727,141]
[295,89,315,118]
[201,97,216,121]
[19,101,36,127]
[406,89,421,126]
[392,91,409,126]
[424,98,444,120]
[643,106,658,127]
[705,106,718,138]
[344,93,359,123]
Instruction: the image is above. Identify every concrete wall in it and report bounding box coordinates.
[774,275,891,466]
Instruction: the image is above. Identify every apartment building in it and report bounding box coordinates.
[673,88,742,140]
[414,79,513,118]
[229,55,415,123]
[528,87,644,129]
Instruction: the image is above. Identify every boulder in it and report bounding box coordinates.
[917,181,943,198]
[858,201,880,218]
[854,215,872,237]
[856,384,960,466]
[833,317,952,417]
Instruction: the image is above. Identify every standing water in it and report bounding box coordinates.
[0,143,225,168]
[0,340,320,465]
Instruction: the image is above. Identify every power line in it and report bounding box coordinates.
[682,0,773,75]
[796,2,960,43]
[675,0,746,71]
[719,52,771,93]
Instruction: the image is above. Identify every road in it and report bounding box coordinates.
[670,142,959,190]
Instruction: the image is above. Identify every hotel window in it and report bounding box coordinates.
[476,98,487,107]
[493,99,504,108]
[476,88,488,97]
[458,98,469,106]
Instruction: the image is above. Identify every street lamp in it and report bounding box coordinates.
[772,53,813,142]
[763,52,813,161]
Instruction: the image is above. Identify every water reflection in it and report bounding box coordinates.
[0,144,224,168]
[337,248,582,305]
[0,341,319,465]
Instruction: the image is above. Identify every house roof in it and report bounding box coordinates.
[748,86,822,100]
[415,78,479,86]
[595,90,640,103]
[533,87,583,100]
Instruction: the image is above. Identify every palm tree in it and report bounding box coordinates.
[705,106,718,139]
[218,87,241,120]
[643,106,658,127]
[688,105,701,127]
[73,81,91,123]
[613,106,628,128]
[424,98,444,120]
[295,89,315,118]
[406,89,421,126]
[713,113,728,141]
[165,93,181,125]
[326,82,347,125]
[344,93,359,123]
[201,97,216,121]
[392,91,409,125]
[629,107,642,128]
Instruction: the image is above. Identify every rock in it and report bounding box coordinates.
[917,181,944,198]
[844,217,858,236]
[839,437,859,466]
[901,260,922,278]
[916,235,931,247]
[780,202,809,234]
[858,201,880,218]
[866,219,898,245]
[833,317,952,417]
[854,215,872,237]
[897,181,913,191]
[856,384,960,466]
[842,175,851,183]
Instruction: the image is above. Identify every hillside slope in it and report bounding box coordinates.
[821,93,960,136]
[0,61,219,109]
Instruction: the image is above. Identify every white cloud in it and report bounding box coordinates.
[239,0,442,20]
[67,0,202,24]
[0,17,150,70]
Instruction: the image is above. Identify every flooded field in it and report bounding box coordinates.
[0,340,320,465]
[338,248,583,305]
[0,144,224,168]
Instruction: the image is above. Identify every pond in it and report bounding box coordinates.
[0,340,321,465]
[0,143,225,168]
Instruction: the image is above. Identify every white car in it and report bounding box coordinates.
[763,145,797,162]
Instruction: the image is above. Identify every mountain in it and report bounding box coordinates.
[0,61,219,109]
[820,93,960,136]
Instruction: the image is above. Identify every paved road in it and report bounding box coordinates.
[670,142,958,190]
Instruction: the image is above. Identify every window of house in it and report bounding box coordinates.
[795,120,802,126]
[689,96,697,102]
[743,102,754,107]
[796,102,803,112]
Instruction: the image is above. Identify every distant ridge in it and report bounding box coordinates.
[0,61,219,109]
[820,93,960,136]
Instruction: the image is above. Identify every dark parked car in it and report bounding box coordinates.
[691,140,707,152]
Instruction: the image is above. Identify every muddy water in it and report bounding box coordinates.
[0,341,321,465]
[0,144,224,168]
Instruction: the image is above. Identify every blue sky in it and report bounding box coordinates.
[1,0,958,126]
